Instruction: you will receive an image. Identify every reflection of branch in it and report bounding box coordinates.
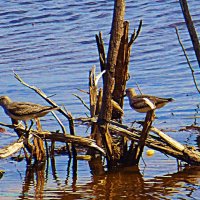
[51,157,62,186]
[175,27,200,94]
[65,157,72,185]
[72,158,77,192]
[144,166,200,197]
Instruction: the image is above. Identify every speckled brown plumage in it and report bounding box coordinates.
[0,96,58,121]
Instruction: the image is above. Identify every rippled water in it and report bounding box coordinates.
[1,0,200,199]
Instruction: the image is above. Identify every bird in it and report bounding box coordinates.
[125,88,174,113]
[0,96,59,130]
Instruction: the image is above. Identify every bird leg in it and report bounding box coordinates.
[23,121,28,131]
[28,120,34,132]
[34,117,42,132]
[24,120,34,138]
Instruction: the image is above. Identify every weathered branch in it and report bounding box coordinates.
[98,0,125,164]
[112,20,142,120]
[151,126,185,152]
[179,0,200,67]
[128,19,143,47]
[0,123,105,158]
[0,134,32,159]
[14,71,67,134]
[77,117,200,165]
[96,32,106,74]
[175,27,200,94]
[89,66,98,117]
[133,110,155,164]
[73,93,90,111]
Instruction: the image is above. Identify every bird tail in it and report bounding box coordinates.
[41,106,59,113]
[168,98,175,102]
[51,106,60,111]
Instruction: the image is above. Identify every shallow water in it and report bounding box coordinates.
[1,0,200,199]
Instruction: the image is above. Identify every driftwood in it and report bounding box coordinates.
[78,117,200,165]
[1,0,200,171]
[0,123,105,159]
[14,72,78,157]
[0,73,105,161]
[0,134,32,159]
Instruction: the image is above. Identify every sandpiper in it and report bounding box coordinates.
[125,88,174,113]
[0,96,58,130]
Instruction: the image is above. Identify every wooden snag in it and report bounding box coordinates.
[89,67,102,153]
[112,20,142,121]
[33,137,45,162]
[179,0,200,67]
[112,21,130,121]
[89,66,98,117]
[97,0,125,166]
[32,118,46,162]
[111,20,142,160]
[96,32,106,82]
[132,110,155,165]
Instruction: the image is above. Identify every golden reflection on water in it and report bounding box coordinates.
[12,156,200,200]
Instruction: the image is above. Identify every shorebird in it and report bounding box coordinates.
[0,96,58,130]
[125,88,174,113]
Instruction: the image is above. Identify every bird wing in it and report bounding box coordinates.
[131,97,154,111]
[6,102,54,117]
[140,95,171,103]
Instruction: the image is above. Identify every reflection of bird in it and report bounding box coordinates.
[0,96,58,130]
[125,88,174,113]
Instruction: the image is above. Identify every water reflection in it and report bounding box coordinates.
[16,157,200,200]
[19,163,46,199]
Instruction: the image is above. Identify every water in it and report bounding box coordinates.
[1,0,200,199]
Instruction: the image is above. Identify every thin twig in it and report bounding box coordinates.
[72,94,90,111]
[75,88,89,94]
[128,20,143,47]
[13,71,68,134]
[136,82,143,95]
[175,27,200,93]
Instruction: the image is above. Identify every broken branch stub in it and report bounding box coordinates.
[98,0,125,164]
[112,20,142,120]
